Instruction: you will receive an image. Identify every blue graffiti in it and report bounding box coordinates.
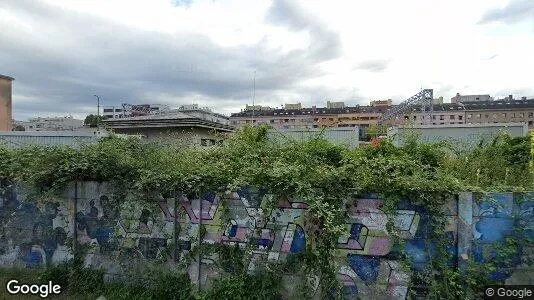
[290,225,306,253]
[347,254,380,282]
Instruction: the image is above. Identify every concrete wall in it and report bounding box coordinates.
[1,182,532,298]
[388,123,528,149]
[109,127,225,146]
[267,127,360,149]
[0,131,106,148]
[0,76,14,132]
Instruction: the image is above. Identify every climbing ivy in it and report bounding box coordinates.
[0,125,532,298]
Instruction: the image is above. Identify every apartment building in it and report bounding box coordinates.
[230,96,534,131]
[451,93,493,104]
[103,103,171,119]
[19,116,84,131]
[464,98,534,127]
[230,103,386,129]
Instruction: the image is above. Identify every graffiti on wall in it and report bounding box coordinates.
[1,182,532,299]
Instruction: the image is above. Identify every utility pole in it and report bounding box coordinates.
[93,95,100,130]
[252,70,256,126]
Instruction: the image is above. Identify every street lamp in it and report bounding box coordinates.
[93,95,100,129]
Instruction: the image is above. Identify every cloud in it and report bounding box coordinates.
[265,0,342,61]
[171,0,193,7]
[478,0,534,24]
[482,54,498,60]
[0,0,347,120]
[352,60,390,72]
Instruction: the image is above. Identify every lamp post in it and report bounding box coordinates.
[93,95,100,129]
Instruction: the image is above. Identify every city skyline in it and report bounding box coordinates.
[1,0,533,121]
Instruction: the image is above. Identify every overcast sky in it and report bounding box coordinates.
[1,0,533,120]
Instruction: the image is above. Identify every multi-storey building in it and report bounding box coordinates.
[451,93,493,104]
[103,103,171,119]
[230,95,534,131]
[230,102,386,130]
[19,116,84,131]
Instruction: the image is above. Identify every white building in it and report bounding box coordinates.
[451,93,493,104]
[19,116,84,131]
[103,103,171,119]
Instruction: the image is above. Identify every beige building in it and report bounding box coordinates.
[0,75,14,131]
[463,99,534,128]
[284,103,302,110]
[230,97,534,134]
[451,93,493,104]
[21,116,84,131]
[103,112,234,146]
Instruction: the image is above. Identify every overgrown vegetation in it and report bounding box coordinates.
[0,125,532,299]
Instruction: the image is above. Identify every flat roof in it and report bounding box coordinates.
[0,74,14,81]
[0,131,106,137]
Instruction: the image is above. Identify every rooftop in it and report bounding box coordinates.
[0,74,14,81]
[103,113,234,131]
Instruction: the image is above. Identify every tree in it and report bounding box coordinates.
[84,114,107,127]
[12,125,25,131]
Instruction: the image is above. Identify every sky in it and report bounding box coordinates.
[1,0,533,120]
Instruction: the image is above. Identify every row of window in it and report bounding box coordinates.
[467,112,533,119]
[233,111,534,126]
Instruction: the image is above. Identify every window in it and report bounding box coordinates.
[478,114,482,118]
[485,114,489,118]
[329,118,334,121]
[529,112,533,118]
[432,115,436,120]
[512,113,516,118]
[502,113,507,118]
[467,114,472,119]
[520,113,524,118]
[450,115,455,120]
[529,121,533,126]
[270,120,274,123]
[103,109,113,112]
[458,115,463,120]
[493,113,497,119]
[439,115,444,120]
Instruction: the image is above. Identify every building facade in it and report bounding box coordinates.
[451,93,493,103]
[102,112,233,147]
[18,116,84,131]
[0,75,14,132]
[231,96,534,131]
[103,103,171,119]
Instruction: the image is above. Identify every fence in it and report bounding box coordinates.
[0,181,533,298]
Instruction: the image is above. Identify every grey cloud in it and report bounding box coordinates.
[0,0,349,120]
[478,0,534,24]
[265,0,342,61]
[353,60,390,72]
[171,0,193,7]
